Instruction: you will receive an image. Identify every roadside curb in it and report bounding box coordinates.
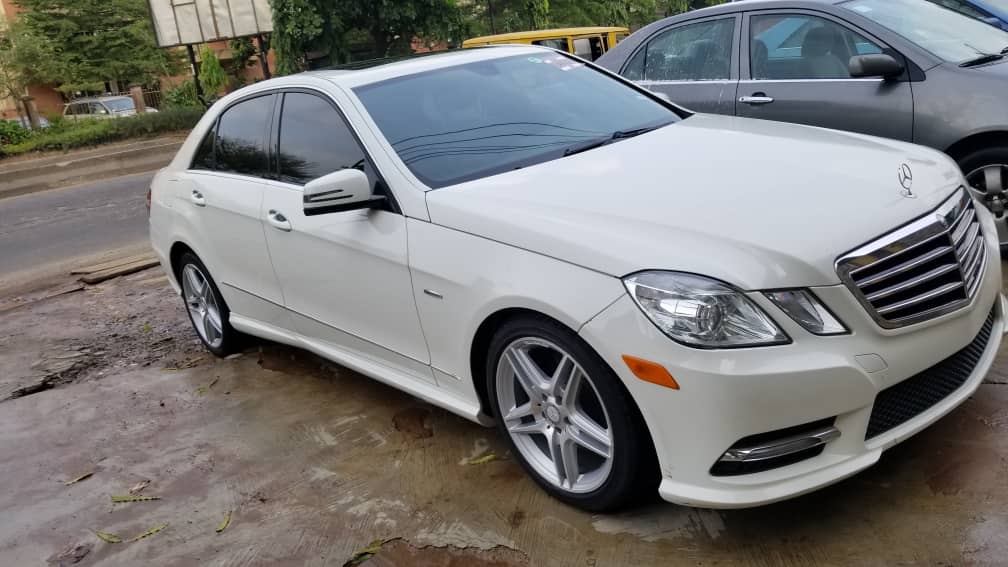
[0,140,182,200]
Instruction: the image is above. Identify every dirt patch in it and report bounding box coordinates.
[393,407,433,439]
[362,539,529,567]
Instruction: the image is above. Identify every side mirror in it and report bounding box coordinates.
[848,54,905,79]
[303,168,386,216]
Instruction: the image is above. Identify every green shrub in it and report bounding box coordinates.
[164,80,202,109]
[1,107,204,156]
[0,120,32,145]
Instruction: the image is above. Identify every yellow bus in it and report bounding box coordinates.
[461,27,629,61]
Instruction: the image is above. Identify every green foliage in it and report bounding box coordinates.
[0,120,31,145]
[199,46,227,100]
[270,0,459,72]
[164,80,202,109]
[0,108,203,157]
[227,38,259,88]
[13,0,182,89]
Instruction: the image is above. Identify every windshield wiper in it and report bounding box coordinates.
[562,122,674,157]
[960,52,1005,67]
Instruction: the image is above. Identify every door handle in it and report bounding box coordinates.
[267,209,292,232]
[739,94,774,105]
[190,190,206,207]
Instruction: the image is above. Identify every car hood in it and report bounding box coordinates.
[424,114,965,289]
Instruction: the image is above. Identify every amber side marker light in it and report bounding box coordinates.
[621,355,679,390]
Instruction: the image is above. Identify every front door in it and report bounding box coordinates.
[737,11,914,142]
[620,16,739,114]
[260,90,433,381]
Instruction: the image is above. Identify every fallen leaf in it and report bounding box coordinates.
[129,523,168,542]
[128,480,149,495]
[94,531,122,543]
[466,453,497,465]
[141,325,153,333]
[196,378,219,395]
[110,494,160,503]
[64,472,93,486]
[215,510,231,533]
[344,539,386,566]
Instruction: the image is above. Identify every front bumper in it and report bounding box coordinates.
[578,243,1004,509]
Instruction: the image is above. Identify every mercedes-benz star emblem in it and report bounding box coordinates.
[898,163,915,197]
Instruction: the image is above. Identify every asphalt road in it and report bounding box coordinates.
[0,172,153,290]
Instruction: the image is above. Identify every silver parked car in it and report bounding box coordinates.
[63,95,157,120]
[597,0,1008,245]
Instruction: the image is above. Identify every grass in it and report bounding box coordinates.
[0,107,204,157]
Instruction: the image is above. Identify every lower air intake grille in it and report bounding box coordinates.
[865,306,994,440]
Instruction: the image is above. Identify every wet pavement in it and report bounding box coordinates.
[1,268,1007,566]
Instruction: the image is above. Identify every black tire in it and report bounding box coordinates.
[955,146,1008,251]
[485,314,659,512]
[177,252,243,357]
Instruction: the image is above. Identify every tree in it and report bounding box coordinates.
[0,30,28,122]
[270,0,461,73]
[198,46,227,99]
[13,0,180,91]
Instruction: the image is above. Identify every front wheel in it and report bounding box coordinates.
[958,146,1008,248]
[485,316,658,512]
[177,252,242,357]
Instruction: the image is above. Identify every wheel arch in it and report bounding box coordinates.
[945,130,1008,162]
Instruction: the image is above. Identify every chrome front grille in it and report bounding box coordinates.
[837,189,987,328]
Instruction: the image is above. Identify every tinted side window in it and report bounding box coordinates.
[532,38,569,52]
[191,123,216,170]
[215,94,274,177]
[277,92,365,185]
[751,15,885,80]
[643,18,734,81]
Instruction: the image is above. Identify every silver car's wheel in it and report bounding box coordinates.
[495,337,614,493]
[965,163,1008,245]
[181,263,224,349]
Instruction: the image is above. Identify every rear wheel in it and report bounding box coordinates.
[958,146,1008,249]
[177,252,242,357]
[485,315,658,512]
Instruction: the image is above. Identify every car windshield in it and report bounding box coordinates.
[353,53,679,188]
[843,0,1008,62]
[103,98,136,112]
[984,0,1008,12]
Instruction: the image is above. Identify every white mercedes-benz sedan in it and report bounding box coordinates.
[149,46,1004,511]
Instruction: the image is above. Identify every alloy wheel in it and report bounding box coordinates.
[965,163,1008,244]
[495,337,614,493]
[181,263,224,349]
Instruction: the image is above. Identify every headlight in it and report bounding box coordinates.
[764,290,847,336]
[623,271,788,348]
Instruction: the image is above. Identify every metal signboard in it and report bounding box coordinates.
[147,0,273,47]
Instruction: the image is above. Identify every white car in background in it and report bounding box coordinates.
[148,46,1004,511]
[63,95,157,120]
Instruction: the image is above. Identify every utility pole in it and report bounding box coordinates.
[256,34,271,80]
[186,45,206,106]
[488,0,497,34]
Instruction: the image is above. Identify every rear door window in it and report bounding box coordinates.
[638,18,735,81]
[214,94,274,177]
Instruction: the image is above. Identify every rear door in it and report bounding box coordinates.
[737,10,914,141]
[619,15,739,114]
[181,93,289,327]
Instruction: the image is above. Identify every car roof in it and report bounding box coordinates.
[304,45,550,88]
[66,95,132,104]
[463,27,630,45]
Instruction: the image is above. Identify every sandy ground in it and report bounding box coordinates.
[1,268,1007,566]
